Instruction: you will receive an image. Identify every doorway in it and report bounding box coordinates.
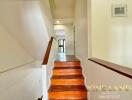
[58,39,65,53]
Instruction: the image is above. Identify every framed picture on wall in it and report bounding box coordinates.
[112,4,128,17]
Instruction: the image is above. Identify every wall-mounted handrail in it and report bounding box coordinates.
[42,37,54,65]
[89,58,132,79]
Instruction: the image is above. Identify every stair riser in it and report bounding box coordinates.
[51,79,84,85]
[49,91,87,99]
[53,69,82,75]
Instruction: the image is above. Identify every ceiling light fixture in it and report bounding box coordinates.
[56,20,60,24]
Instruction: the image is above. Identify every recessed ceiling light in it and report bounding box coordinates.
[56,20,60,24]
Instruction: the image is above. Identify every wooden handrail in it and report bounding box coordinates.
[89,58,132,79]
[42,37,54,65]
[39,37,54,100]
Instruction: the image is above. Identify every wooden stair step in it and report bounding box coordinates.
[54,62,81,67]
[51,75,84,85]
[53,69,82,75]
[48,91,87,99]
[51,75,84,79]
[48,85,87,100]
[53,67,81,70]
[48,85,87,99]
[48,85,87,92]
[51,79,84,85]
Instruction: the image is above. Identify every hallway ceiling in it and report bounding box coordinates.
[50,0,75,24]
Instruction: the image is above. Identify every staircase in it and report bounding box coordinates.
[48,55,88,100]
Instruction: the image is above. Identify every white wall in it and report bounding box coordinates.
[0,0,53,100]
[64,24,74,55]
[74,0,132,100]
[87,61,132,100]
[74,0,88,66]
[0,24,33,72]
[40,0,54,37]
[89,0,132,99]
[0,61,42,100]
[74,0,89,96]
[0,0,52,60]
[91,0,132,68]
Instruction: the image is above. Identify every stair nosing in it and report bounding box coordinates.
[54,67,81,69]
[51,75,84,79]
[48,85,87,92]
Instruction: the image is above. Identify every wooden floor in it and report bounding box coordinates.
[48,54,88,100]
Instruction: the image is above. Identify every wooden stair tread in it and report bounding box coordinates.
[55,62,80,67]
[54,67,81,69]
[48,92,87,99]
[53,69,82,75]
[48,85,87,92]
[52,75,84,79]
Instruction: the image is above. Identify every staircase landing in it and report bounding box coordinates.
[55,54,80,62]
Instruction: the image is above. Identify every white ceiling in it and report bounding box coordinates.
[50,0,75,24]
